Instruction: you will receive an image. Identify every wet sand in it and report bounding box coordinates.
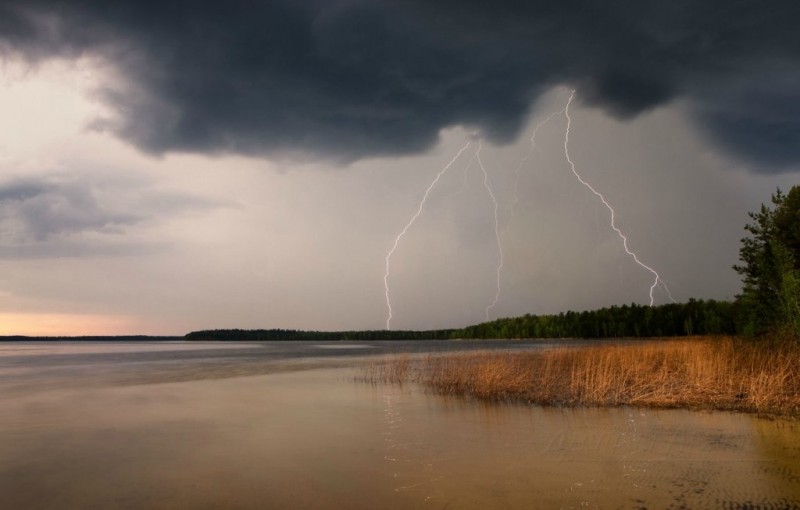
[1,341,799,509]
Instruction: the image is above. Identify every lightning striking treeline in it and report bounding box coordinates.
[475,141,504,320]
[384,88,674,330]
[383,141,472,330]
[492,105,566,319]
[562,90,674,305]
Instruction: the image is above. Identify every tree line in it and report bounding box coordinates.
[185,299,735,341]
[184,328,455,341]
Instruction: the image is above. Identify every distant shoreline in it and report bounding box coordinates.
[0,335,183,342]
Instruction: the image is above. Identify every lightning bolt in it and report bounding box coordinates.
[504,107,567,235]
[563,90,674,305]
[493,105,567,315]
[438,151,477,203]
[384,141,473,330]
[475,141,503,320]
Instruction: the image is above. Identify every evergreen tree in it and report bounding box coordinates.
[734,187,800,336]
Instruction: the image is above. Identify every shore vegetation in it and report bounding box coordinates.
[362,336,800,417]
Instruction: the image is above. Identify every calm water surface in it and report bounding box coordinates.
[1,341,799,509]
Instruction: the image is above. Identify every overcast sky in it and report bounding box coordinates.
[0,0,798,335]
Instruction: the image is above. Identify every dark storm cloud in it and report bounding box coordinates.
[0,0,798,169]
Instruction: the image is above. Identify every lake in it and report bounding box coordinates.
[1,340,799,509]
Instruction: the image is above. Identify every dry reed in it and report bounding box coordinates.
[363,337,800,417]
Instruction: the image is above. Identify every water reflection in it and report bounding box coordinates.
[356,387,800,509]
[0,342,798,508]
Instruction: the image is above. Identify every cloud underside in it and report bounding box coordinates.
[0,174,228,258]
[1,0,798,170]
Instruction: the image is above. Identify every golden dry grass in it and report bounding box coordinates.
[362,337,800,417]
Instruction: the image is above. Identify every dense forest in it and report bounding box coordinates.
[452,299,734,339]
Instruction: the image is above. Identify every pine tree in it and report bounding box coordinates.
[734,187,800,336]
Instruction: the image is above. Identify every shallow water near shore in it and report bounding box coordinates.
[1,341,799,509]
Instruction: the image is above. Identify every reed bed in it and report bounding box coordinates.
[362,337,800,417]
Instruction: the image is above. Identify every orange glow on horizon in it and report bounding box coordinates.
[0,313,141,337]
